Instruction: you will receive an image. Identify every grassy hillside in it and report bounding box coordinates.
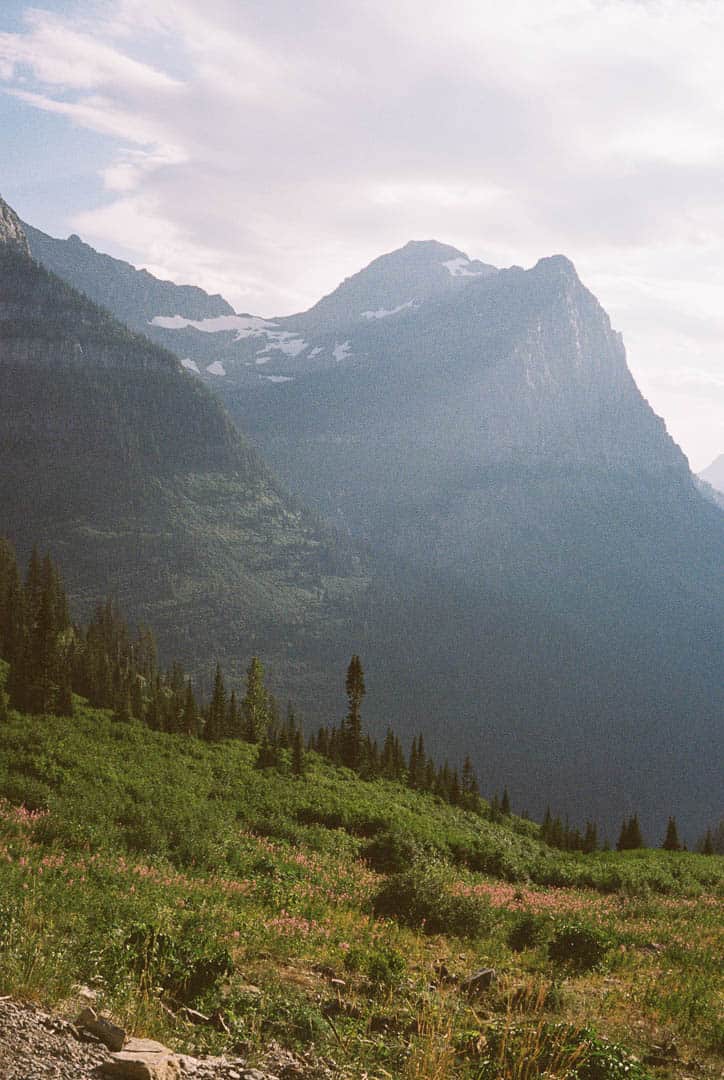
[0,696,721,1078]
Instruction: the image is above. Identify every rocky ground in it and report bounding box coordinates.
[0,999,343,1080]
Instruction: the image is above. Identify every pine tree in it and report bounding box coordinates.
[662,816,681,851]
[181,683,199,736]
[242,657,268,742]
[113,686,132,723]
[227,690,241,739]
[449,768,461,806]
[541,806,553,843]
[501,787,511,816]
[0,686,8,722]
[583,821,598,854]
[617,814,644,851]
[342,654,365,770]
[629,814,643,849]
[381,727,397,778]
[701,828,714,855]
[292,728,305,776]
[205,663,227,741]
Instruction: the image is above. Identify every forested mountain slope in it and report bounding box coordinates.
[0,197,369,710]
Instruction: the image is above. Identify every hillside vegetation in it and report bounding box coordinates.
[0,696,722,1079]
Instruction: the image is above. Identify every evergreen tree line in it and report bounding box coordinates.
[0,542,303,778]
[540,807,600,853]
[0,543,717,855]
[306,654,516,818]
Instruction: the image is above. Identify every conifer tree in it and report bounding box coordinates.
[227,690,241,739]
[114,687,132,723]
[583,821,598,854]
[617,814,644,850]
[449,768,461,806]
[242,656,268,742]
[205,663,227,741]
[292,727,305,776]
[501,787,511,815]
[181,683,199,736]
[342,654,365,770]
[662,816,681,851]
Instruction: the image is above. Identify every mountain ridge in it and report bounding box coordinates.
[14,204,724,838]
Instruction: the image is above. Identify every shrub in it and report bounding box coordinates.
[343,943,406,987]
[475,1020,651,1079]
[507,912,551,952]
[372,857,492,937]
[362,826,432,873]
[109,921,233,1003]
[548,923,611,973]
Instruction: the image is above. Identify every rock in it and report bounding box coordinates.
[72,983,99,1005]
[644,1039,679,1066]
[75,1006,126,1051]
[460,968,497,996]
[101,1046,181,1079]
[124,1038,172,1054]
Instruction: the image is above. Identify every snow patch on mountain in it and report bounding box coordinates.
[256,335,308,359]
[151,314,276,339]
[181,358,200,373]
[206,361,226,376]
[361,299,417,319]
[333,341,351,362]
[442,257,485,277]
[308,346,324,358]
[262,374,294,383]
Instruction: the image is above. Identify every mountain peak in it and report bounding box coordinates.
[0,196,30,256]
[288,238,497,334]
[533,253,578,277]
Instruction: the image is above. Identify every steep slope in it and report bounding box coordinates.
[23,223,233,327]
[0,197,368,709]
[700,453,724,495]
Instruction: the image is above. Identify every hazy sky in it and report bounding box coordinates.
[1,0,722,469]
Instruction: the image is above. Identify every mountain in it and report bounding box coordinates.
[700,454,724,494]
[23,223,233,328]
[0,196,368,711]
[24,223,724,840]
[25,229,497,380]
[178,248,724,842]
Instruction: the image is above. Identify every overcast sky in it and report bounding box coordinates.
[1,0,722,469]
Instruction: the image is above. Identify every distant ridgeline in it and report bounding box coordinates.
[1,539,720,855]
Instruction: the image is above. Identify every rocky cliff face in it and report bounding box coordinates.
[0,196,30,255]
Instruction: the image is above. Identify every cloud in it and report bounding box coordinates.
[1,0,723,467]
